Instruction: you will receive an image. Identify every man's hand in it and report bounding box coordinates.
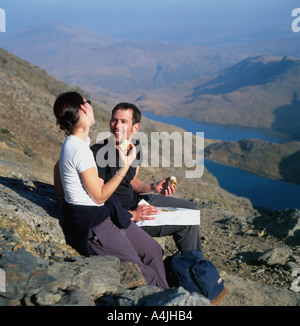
[130,204,158,222]
[154,177,177,197]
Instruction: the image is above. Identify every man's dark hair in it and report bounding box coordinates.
[112,103,142,125]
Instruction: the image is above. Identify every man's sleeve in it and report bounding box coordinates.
[133,138,143,167]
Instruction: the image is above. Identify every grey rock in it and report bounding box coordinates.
[0,178,66,246]
[118,260,146,289]
[0,248,37,300]
[32,288,62,306]
[57,285,95,306]
[290,269,300,293]
[138,286,212,306]
[46,255,121,299]
[219,271,300,306]
[258,247,293,266]
[253,209,300,245]
[99,285,160,306]
[285,261,299,271]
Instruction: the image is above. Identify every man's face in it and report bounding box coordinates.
[110,109,139,144]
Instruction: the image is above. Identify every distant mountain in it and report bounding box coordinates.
[136,55,300,139]
[2,23,300,139]
[217,34,300,60]
[0,23,244,95]
[205,138,300,185]
[190,56,299,96]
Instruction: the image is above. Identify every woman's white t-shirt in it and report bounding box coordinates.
[59,135,102,206]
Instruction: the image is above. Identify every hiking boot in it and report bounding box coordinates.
[211,286,227,306]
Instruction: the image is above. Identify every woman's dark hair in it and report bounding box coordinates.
[53,92,84,135]
[111,102,142,125]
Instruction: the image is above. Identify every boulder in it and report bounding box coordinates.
[258,247,293,266]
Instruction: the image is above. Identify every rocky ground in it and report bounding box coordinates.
[196,202,300,293]
[0,123,299,307]
[0,174,299,306]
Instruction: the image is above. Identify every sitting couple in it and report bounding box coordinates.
[53,92,204,291]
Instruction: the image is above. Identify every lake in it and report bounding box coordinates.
[144,112,300,210]
[144,112,293,143]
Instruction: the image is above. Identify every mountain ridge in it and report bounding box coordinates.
[190,55,299,96]
[2,23,300,139]
[135,55,300,139]
[0,22,245,94]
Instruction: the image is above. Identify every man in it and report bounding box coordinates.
[90,103,204,255]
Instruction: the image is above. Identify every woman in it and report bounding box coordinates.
[53,92,169,290]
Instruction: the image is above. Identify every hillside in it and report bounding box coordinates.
[0,47,299,306]
[135,55,300,139]
[0,46,112,181]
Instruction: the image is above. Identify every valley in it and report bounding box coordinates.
[1,0,300,308]
[2,23,300,140]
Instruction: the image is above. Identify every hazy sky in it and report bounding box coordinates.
[1,0,299,45]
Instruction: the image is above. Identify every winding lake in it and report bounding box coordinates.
[144,112,300,210]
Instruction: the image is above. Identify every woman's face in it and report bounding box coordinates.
[82,98,95,127]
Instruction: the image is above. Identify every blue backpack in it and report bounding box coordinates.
[164,250,225,303]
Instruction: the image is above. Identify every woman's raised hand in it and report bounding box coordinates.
[118,142,137,168]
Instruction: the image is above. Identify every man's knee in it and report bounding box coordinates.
[186,200,196,209]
